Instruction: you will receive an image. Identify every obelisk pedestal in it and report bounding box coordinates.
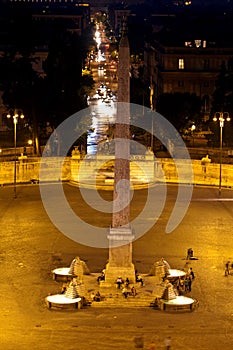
[104,227,135,285]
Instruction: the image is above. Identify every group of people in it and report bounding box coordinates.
[90,290,102,302]
[115,277,137,298]
[114,274,144,298]
[122,285,137,299]
[175,267,195,294]
[95,269,144,300]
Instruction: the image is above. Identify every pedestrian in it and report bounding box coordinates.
[97,271,105,284]
[225,261,230,276]
[164,336,171,349]
[148,340,156,349]
[125,277,130,287]
[136,274,144,286]
[188,267,195,280]
[122,287,128,298]
[116,276,124,289]
[94,291,101,302]
[187,276,192,292]
[184,277,189,292]
[131,286,137,297]
[187,248,193,260]
[177,277,184,294]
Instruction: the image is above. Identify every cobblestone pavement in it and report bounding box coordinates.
[1,184,233,349]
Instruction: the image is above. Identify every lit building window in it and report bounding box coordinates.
[195,40,202,48]
[178,58,184,70]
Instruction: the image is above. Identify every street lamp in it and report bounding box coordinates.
[213,112,231,194]
[7,110,24,198]
[191,124,196,147]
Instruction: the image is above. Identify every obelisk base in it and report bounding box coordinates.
[103,227,136,287]
[103,264,136,287]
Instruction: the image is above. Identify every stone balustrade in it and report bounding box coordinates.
[0,155,233,189]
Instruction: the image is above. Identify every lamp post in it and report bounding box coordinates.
[213,112,230,195]
[191,124,196,147]
[7,110,24,198]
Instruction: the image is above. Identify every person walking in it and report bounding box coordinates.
[148,340,156,349]
[225,261,230,276]
[187,276,192,292]
[184,277,189,292]
[164,336,171,349]
[186,248,193,260]
[188,267,195,280]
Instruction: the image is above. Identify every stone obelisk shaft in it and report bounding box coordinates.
[105,32,135,284]
[112,35,130,228]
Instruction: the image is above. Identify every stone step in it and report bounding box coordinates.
[91,295,155,308]
[83,274,166,308]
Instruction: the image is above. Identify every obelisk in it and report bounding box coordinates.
[104,24,135,285]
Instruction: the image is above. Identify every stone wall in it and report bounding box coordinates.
[156,158,233,188]
[0,157,70,185]
[0,156,233,189]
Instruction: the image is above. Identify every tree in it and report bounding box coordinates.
[212,59,233,116]
[0,3,42,153]
[156,92,202,132]
[42,29,94,128]
[130,74,150,107]
[0,3,95,154]
[210,59,233,147]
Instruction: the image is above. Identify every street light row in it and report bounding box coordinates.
[6,110,25,198]
[3,108,231,198]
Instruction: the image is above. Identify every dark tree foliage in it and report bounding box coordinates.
[0,54,39,112]
[210,58,233,147]
[0,3,95,153]
[0,3,37,56]
[42,31,81,124]
[212,59,233,117]
[156,92,202,131]
[0,51,44,153]
[42,29,94,128]
[0,3,45,153]
[0,2,39,113]
[82,23,96,53]
[127,19,151,56]
[130,78,150,107]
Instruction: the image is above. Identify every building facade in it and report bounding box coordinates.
[143,5,233,119]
